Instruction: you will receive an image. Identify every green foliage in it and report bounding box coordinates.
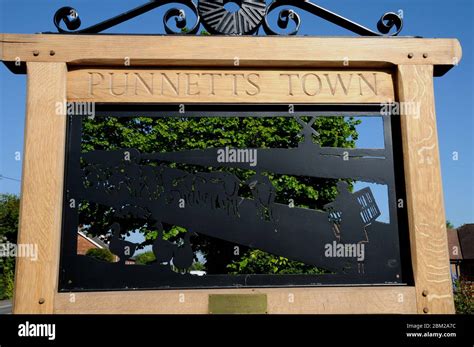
[446,220,455,229]
[85,248,115,263]
[228,249,326,274]
[0,194,19,299]
[0,194,20,243]
[145,225,187,243]
[0,256,15,300]
[135,251,156,265]
[454,277,474,314]
[80,115,360,274]
[189,261,206,271]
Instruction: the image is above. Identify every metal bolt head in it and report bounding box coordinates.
[50,50,56,56]
[38,298,45,304]
[408,53,414,59]
[423,307,429,313]
[422,290,429,297]
[423,53,429,58]
[33,50,39,56]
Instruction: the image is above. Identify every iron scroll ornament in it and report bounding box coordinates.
[51,0,403,36]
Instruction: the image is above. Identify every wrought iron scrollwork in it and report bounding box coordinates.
[51,0,403,36]
[262,0,403,36]
[53,0,200,35]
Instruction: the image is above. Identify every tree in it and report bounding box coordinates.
[85,248,115,262]
[228,249,326,274]
[446,220,455,229]
[135,251,156,265]
[189,261,206,271]
[454,277,474,314]
[79,115,360,274]
[0,194,20,299]
[0,194,20,243]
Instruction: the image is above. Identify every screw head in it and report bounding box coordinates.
[423,53,429,58]
[423,307,429,313]
[49,50,56,56]
[407,53,414,59]
[33,50,39,56]
[38,298,45,304]
[422,290,429,297]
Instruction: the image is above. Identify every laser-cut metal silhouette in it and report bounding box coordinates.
[296,116,320,149]
[59,104,405,291]
[79,146,383,272]
[173,232,196,272]
[152,221,175,264]
[109,223,138,264]
[324,182,380,244]
[245,170,276,222]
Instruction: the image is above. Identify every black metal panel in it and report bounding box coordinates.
[48,0,403,36]
[59,104,409,291]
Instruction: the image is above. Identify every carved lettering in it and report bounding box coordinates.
[160,73,180,96]
[134,72,154,95]
[280,73,299,96]
[324,73,353,96]
[185,73,201,96]
[225,73,245,96]
[88,72,104,96]
[202,73,222,95]
[246,73,260,96]
[302,73,322,96]
[358,73,378,95]
[109,72,128,96]
[84,71,383,100]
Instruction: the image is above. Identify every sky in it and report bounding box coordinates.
[0,0,473,228]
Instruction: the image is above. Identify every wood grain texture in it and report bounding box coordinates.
[397,65,455,314]
[67,68,394,103]
[13,62,67,313]
[54,287,416,314]
[0,34,462,76]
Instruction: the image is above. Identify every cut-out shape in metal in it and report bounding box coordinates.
[324,182,381,244]
[198,0,267,35]
[59,104,408,291]
[50,0,403,36]
[109,223,138,264]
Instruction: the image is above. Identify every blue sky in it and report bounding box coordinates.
[0,0,473,227]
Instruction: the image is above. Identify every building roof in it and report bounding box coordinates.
[78,231,109,250]
[447,228,463,260]
[457,224,474,260]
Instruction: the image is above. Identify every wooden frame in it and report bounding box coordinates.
[0,34,461,314]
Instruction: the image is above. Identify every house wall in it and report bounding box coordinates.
[77,234,97,255]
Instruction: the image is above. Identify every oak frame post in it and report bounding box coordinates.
[13,62,67,313]
[397,64,455,314]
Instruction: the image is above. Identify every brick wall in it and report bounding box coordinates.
[77,234,97,255]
